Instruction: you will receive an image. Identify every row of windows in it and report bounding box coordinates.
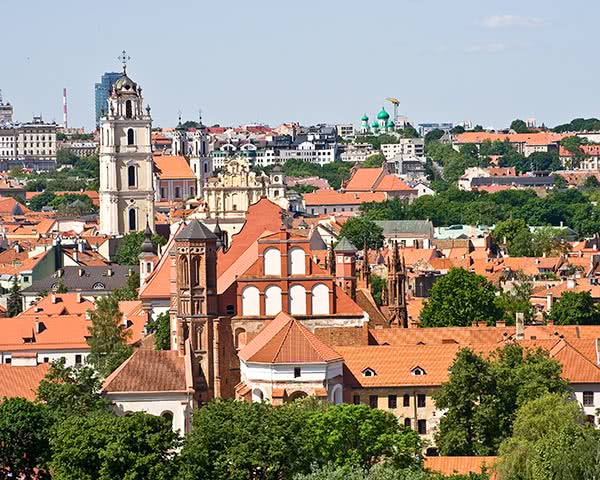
[242,283,330,316]
[264,247,305,276]
[353,393,427,409]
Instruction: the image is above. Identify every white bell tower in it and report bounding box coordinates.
[99,51,155,236]
[189,111,212,197]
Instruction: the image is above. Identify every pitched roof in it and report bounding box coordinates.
[176,219,217,241]
[374,220,433,236]
[344,167,384,191]
[373,175,414,192]
[152,155,195,179]
[303,189,385,206]
[334,237,357,253]
[239,312,343,364]
[102,349,190,393]
[455,132,564,146]
[0,363,50,400]
[425,457,497,479]
[20,293,94,317]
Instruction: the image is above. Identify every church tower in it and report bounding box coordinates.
[386,241,408,328]
[171,220,220,400]
[172,116,189,156]
[189,113,211,197]
[99,57,154,236]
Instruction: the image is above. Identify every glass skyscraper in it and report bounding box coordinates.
[94,72,121,127]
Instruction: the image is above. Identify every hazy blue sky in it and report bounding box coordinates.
[1,0,595,130]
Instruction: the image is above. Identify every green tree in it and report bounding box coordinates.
[7,276,22,317]
[450,125,466,135]
[496,271,534,324]
[339,217,384,250]
[28,191,57,211]
[0,398,52,480]
[370,275,386,306]
[86,295,133,377]
[583,175,600,189]
[50,412,178,480]
[420,268,504,327]
[496,394,589,480]
[363,153,386,168]
[112,272,140,301]
[434,345,570,456]
[548,291,600,325]
[530,226,569,257]
[425,129,445,143]
[493,219,531,254]
[560,136,588,169]
[36,359,108,419]
[115,232,166,266]
[147,312,171,350]
[510,119,530,134]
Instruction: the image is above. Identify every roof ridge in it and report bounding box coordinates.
[553,338,600,372]
[295,318,341,362]
[272,318,296,362]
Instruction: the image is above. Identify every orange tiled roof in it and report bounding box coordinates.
[304,189,385,206]
[102,349,189,393]
[373,175,414,192]
[21,293,94,317]
[345,167,384,191]
[153,155,195,179]
[0,363,50,400]
[425,456,497,479]
[239,312,343,364]
[455,132,565,146]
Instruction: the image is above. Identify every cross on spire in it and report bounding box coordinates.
[118,50,131,73]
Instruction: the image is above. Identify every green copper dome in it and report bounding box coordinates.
[371,120,379,128]
[386,119,395,128]
[361,113,369,122]
[377,107,390,120]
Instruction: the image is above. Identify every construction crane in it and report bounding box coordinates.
[386,97,400,124]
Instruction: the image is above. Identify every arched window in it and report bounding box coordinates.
[242,286,260,316]
[92,282,106,290]
[311,283,329,315]
[289,284,306,315]
[265,285,282,316]
[128,165,136,187]
[264,248,281,276]
[128,209,137,231]
[125,100,132,119]
[288,247,305,275]
[180,256,189,286]
[146,262,152,273]
[160,411,173,428]
[127,128,135,145]
[234,327,247,349]
[191,257,199,287]
[252,388,264,402]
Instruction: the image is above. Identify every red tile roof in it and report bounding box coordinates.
[239,312,342,364]
[455,132,565,146]
[0,363,50,400]
[102,349,189,393]
[153,155,195,179]
[344,168,384,191]
[425,456,497,479]
[373,174,414,192]
[303,189,385,206]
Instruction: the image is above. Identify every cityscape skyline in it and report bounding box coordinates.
[2,0,598,131]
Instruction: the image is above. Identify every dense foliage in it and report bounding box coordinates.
[360,188,600,238]
[339,217,384,250]
[419,268,504,327]
[492,219,569,257]
[178,400,422,480]
[548,291,600,325]
[553,117,600,133]
[434,344,570,456]
[86,295,133,377]
[283,159,353,190]
[294,464,489,480]
[496,393,600,480]
[147,311,171,350]
[115,231,166,266]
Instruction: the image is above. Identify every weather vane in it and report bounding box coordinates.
[118,50,131,73]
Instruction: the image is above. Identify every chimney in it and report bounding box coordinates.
[76,292,82,303]
[78,240,85,253]
[546,292,553,312]
[567,278,576,289]
[78,268,84,277]
[34,319,45,334]
[107,268,113,277]
[51,293,57,304]
[515,312,525,340]
[496,319,506,328]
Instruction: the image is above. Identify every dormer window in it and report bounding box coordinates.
[92,282,106,290]
[411,367,426,376]
[362,368,377,377]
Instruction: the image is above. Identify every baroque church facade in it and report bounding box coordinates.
[99,65,155,235]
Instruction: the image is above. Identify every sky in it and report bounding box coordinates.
[1,0,596,131]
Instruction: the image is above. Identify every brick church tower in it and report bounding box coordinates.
[171,220,221,400]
